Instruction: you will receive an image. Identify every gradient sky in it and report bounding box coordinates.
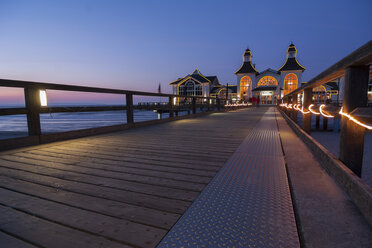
[0,0,371,105]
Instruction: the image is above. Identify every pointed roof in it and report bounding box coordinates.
[235,49,259,75]
[235,62,259,74]
[169,68,212,85]
[278,43,306,72]
[278,58,306,71]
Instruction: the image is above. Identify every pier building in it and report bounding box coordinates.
[169,69,237,103]
[235,43,305,105]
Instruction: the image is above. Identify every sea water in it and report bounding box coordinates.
[0,109,178,140]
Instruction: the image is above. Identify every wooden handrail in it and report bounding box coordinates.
[0,78,213,99]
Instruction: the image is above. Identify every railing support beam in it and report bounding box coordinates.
[169,96,174,118]
[339,65,369,176]
[126,93,134,124]
[192,98,196,114]
[24,87,41,136]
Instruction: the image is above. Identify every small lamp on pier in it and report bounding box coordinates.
[39,89,48,107]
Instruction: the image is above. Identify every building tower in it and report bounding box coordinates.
[235,49,259,101]
[278,43,306,97]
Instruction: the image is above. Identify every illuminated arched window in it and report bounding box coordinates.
[240,76,251,96]
[179,80,202,96]
[218,88,227,99]
[284,73,298,96]
[257,76,278,87]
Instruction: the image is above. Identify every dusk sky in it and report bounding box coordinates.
[0,0,371,104]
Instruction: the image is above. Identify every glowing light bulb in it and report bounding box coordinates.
[39,90,48,107]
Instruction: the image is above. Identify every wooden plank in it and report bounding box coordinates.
[49,145,222,168]
[22,150,213,183]
[0,163,191,214]
[0,205,129,248]
[51,144,225,166]
[73,139,234,157]
[63,142,229,163]
[0,176,179,229]
[0,231,36,248]
[28,149,217,177]
[42,147,221,172]
[1,155,203,200]
[3,154,207,191]
[0,188,165,247]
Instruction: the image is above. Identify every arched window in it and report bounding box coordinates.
[186,81,195,96]
[179,80,202,96]
[240,76,251,96]
[284,73,298,96]
[313,85,327,103]
[257,76,278,87]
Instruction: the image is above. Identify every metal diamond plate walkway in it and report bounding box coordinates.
[158,107,300,248]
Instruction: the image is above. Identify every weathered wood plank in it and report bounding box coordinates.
[1,156,201,201]
[0,188,165,247]
[37,147,221,172]
[21,150,212,184]
[0,176,179,229]
[0,231,36,248]
[0,205,129,248]
[0,165,191,214]
[2,155,206,192]
[49,145,222,168]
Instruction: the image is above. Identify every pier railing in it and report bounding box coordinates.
[0,78,248,150]
[279,40,372,177]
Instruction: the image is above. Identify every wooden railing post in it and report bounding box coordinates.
[315,115,320,129]
[192,97,196,114]
[24,87,41,136]
[217,98,221,111]
[126,93,134,124]
[169,96,174,118]
[339,65,369,176]
[302,88,312,133]
[323,117,328,130]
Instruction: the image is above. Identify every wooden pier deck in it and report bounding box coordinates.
[0,108,267,248]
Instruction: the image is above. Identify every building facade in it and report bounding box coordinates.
[235,43,306,105]
[169,69,237,103]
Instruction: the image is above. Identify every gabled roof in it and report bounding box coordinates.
[278,58,306,72]
[235,62,259,74]
[169,68,214,85]
[206,76,217,82]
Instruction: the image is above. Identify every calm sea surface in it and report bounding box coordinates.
[0,109,176,140]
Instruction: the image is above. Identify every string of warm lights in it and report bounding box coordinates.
[308,104,320,115]
[224,103,252,107]
[319,104,334,118]
[280,103,371,130]
[300,106,310,114]
[339,107,372,130]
